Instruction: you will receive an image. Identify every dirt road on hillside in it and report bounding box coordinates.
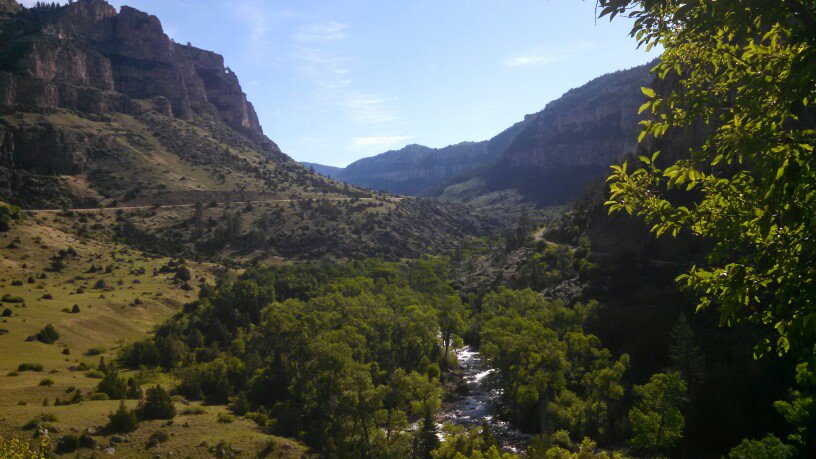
[25,197,380,214]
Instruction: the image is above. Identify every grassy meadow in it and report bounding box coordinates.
[0,213,309,457]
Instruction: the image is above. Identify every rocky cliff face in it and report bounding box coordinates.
[474,62,653,206]
[504,79,644,170]
[427,62,654,209]
[0,0,497,261]
[0,120,111,174]
[0,0,262,134]
[0,0,276,183]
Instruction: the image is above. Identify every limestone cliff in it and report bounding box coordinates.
[0,0,263,134]
[0,0,281,196]
[472,62,654,206]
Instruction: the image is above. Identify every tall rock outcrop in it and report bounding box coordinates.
[0,0,263,135]
[474,62,654,206]
[0,0,276,181]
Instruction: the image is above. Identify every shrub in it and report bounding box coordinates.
[137,385,176,420]
[84,370,104,378]
[78,433,96,449]
[1,308,11,317]
[36,324,59,344]
[96,367,140,400]
[146,429,169,448]
[246,411,268,427]
[0,204,20,233]
[174,266,192,282]
[216,413,235,424]
[85,346,105,356]
[0,435,51,458]
[41,293,53,300]
[17,363,43,372]
[21,413,57,431]
[1,294,24,303]
[55,434,80,454]
[229,392,251,415]
[94,279,106,289]
[70,304,80,313]
[105,401,139,434]
[38,378,54,387]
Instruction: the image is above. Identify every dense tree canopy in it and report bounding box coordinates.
[602,0,816,362]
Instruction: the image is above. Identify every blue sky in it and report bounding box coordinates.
[23,0,658,167]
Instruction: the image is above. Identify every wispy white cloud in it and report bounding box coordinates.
[294,21,349,43]
[235,0,273,59]
[502,42,606,67]
[237,1,270,40]
[291,21,403,138]
[345,94,397,124]
[351,135,413,150]
[502,54,560,67]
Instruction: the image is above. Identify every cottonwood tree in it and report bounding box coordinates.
[601,0,816,362]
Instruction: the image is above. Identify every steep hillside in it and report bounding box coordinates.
[0,0,497,260]
[301,162,342,178]
[0,0,325,209]
[0,205,311,456]
[435,62,654,209]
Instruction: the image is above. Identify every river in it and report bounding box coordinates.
[437,345,529,453]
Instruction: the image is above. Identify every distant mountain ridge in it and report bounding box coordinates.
[302,162,343,178]
[314,61,654,213]
[316,118,530,196]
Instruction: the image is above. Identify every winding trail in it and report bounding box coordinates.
[23,197,379,214]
